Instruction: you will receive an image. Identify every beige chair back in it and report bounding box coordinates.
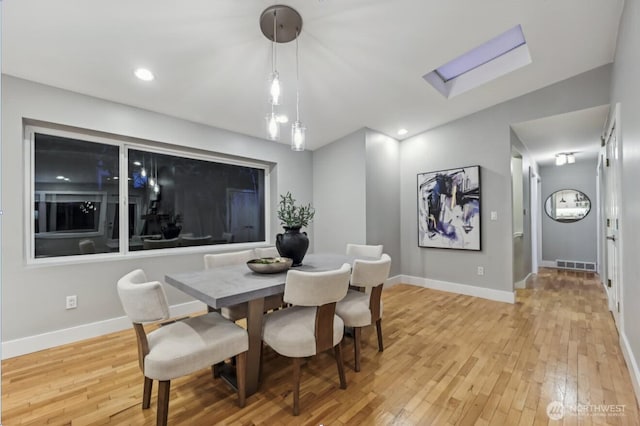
[351,254,392,289]
[204,249,256,269]
[346,243,383,259]
[180,235,212,246]
[143,238,179,249]
[78,239,96,254]
[284,263,351,307]
[255,246,279,258]
[117,269,170,323]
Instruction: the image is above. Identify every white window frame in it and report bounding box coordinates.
[25,124,271,264]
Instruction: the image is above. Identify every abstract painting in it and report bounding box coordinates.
[417,166,481,250]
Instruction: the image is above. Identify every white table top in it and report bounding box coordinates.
[164,253,354,308]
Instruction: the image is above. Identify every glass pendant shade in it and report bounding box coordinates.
[141,168,147,177]
[291,120,306,151]
[555,154,567,166]
[567,153,576,164]
[269,71,281,105]
[266,112,280,140]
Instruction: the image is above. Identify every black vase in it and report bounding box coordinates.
[276,226,309,266]
[161,223,181,239]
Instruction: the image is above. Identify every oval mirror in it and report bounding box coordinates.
[544,189,591,223]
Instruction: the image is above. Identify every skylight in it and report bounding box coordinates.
[423,25,531,99]
[435,25,526,82]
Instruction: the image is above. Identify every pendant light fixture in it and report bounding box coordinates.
[291,29,306,151]
[260,5,306,150]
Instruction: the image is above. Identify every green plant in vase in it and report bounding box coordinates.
[276,192,315,266]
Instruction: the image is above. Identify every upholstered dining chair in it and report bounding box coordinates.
[117,269,248,426]
[179,234,212,246]
[78,238,96,254]
[204,250,284,320]
[143,238,179,250]
[346,243,383,259]
[336,254,391,372]
[254,246,279,258]
[261,263,351,415]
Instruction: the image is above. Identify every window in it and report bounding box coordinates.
[127,149,266,251]
[423,25,531,99]
[29,126,268,260]
[33,133,119,258]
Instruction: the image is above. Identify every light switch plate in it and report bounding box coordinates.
[490,211,498,221]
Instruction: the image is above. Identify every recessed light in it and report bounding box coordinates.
[134,68,155,82]
[397,128,408,136]
[56,175,65,180]
[133,161,142,166]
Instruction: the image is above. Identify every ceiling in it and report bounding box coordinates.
[2,0,624,151]
[511,105,609,166]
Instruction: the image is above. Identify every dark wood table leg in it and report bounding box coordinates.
[245,297,265,396]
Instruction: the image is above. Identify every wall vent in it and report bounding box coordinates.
[555,259,596,272]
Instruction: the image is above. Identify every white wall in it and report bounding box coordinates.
[610,0,640,401]
[400,65,611,294]
[1,76,313,345]
[540,159,598,263]
[312,129,367,254]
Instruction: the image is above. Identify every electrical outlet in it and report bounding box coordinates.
[66,295,77,310]
[490,211,498,221]
[477,266,484,276]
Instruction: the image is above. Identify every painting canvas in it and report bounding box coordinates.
[417,166,481,250]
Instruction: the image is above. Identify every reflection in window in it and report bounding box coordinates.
[33,133,119,257]
[31,128,268,258]
[128,150,265,250]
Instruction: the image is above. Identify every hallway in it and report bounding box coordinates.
[2,269,638,424]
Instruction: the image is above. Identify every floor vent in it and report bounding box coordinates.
[555,259,596,272]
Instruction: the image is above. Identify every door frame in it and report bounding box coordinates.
[601,103,624,329]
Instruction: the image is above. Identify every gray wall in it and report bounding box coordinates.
[610,0,640,394]
[540,159,598,263]
[400,65,611,293]
[365,129,401,276]
[312,128,402,276]
[1,75,313,341]
[312,129,367,254]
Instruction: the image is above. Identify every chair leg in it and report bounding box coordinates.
[376,318,384,352]
[157,380,171,426]
[334,343,347,389]
[142,377,153,409]
[236,351,247,408]
[292,357,302,416]
[212,362,223,378]
[354,327,362,372]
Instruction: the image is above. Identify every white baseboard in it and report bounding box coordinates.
[384,274,403,289]
[620,330,640,407]
[541,260,556,268]
[514,272,534,289]
[1,301,206,360]
[397,275,515,304]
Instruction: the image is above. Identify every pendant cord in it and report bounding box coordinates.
[272,11,277,73]
[295,28,300,120]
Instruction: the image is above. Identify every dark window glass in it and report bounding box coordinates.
[34,133,119,257]
[128,149,265,250]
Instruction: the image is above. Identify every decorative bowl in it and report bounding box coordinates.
[247,257,293,274]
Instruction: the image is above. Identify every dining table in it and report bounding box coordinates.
[164,252,355,396]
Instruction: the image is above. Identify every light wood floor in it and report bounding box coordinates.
[2,269,639,425]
